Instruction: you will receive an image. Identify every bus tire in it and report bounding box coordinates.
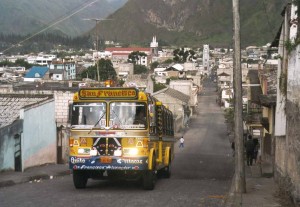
[163,163,172,178]
[73,170,88,189]
[143,154,156,190]
[162,155,172,178]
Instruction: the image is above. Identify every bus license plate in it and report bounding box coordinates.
[100,157,112,163]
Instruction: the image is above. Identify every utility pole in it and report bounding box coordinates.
[95,19,100,82]
[232,0,246,193]
[83,18,112,82]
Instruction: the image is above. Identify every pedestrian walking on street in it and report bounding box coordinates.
[179,136,184,148]
[245,134,255,166]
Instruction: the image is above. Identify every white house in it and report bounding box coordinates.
[27,54,56,66]
[48,60,76,80]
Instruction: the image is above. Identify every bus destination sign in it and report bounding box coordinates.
[79,88,138,99]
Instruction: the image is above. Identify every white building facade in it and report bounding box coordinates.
[27,54,56,66]
[203,44,210,73]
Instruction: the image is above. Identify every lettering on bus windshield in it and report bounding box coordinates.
[79,89,138,99]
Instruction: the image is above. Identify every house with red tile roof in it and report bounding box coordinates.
[105,47,152,67]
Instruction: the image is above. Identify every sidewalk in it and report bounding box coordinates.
[224,161,294,207]
[0,163,70,188]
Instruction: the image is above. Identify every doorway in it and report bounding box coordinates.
[14,134,22,172]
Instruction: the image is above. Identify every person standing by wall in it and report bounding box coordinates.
[179,136,184,148]
[252,138,259,163]
[245,134,255,166]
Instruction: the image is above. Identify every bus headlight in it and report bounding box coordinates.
[78,148,85,154]
[114,149,122,156]
[123,148,138,156]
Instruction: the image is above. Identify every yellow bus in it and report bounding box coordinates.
[69,87,175,190]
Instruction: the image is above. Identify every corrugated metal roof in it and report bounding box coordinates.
[0,94,51,128]
[218,72,230,76]
[24,66,48,78]
[154,87,189,104]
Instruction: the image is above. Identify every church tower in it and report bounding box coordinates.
[150,36,158,56]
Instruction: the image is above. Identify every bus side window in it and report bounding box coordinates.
[149,104,155,126]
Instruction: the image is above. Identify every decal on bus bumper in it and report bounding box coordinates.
[69,156,148,170]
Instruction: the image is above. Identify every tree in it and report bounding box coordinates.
[150,61,159,71]
[163,59,174,64]
[188,50,197,62]
[79,58,116,81]
[173,48,196,63]
[98,58,116,81]
[134,65,148,74]
[0,60,14,67]
[153,82,166,92]
[80,65,97,80]
[15,59,33,69]
[128,51,147,64]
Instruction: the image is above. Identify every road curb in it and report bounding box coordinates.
[0,180,15,188]
[0,170,71,188]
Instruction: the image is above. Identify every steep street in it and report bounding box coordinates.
[0,79,234,207]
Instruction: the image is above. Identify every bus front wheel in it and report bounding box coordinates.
[162,161,172,178]
[143,155,156,190]
[163,153,172,178]
[73,170,88,189]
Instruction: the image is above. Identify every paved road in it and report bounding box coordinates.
[0,79,234,207]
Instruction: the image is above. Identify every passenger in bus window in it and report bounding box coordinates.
[134,108,146,125]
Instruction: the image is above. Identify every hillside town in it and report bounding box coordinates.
[0,3,300,206]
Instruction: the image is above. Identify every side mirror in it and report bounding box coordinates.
[68,103,73,124]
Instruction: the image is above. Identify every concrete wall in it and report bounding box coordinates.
[54,91,74,125]
[275,6,300,204]
[174,116,184,133]
[22,100,56,170]
[274,6,288,185]
[0,85,77,164]
[283,43,300,202]
[52,91,74,163]
[278,100,300,203]
[274,6,287,137]
[153,93,185,132]
[170,80,192,97]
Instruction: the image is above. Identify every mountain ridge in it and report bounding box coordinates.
[0,0,127,37]
[0,0,290,48]
[93,0,288,47]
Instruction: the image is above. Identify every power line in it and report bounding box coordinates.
[1,0,100,53]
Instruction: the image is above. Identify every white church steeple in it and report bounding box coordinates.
[150,36,158,56]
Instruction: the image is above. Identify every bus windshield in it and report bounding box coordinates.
[71,103,106,128]
[109,102,147,129]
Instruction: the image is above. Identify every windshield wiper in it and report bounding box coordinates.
[88,111,106,134]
